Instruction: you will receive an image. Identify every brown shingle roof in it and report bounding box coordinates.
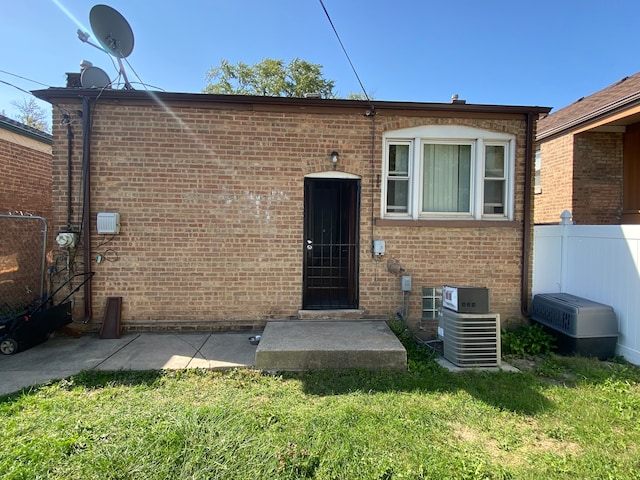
[537,71,640,140]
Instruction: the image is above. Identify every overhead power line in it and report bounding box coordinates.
[318,0,374,109]
[0,69,54,104]
[0,69,51,88]
[0,79,33,96]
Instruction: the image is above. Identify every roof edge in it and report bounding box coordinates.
[0,114,52,144]
[537,89,640,141]
[31,88,551,115]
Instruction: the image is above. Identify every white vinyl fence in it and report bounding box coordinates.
[533,218,640,365]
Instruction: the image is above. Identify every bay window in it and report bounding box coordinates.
[383,125,515,220]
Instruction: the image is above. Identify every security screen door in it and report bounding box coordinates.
[303,178,360,309]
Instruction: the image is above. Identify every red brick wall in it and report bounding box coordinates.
[50,100,532,331]
[0,135,52,218]
[535,135,574,224]
[572,131,623,224]
[0,129,52,312]
[535,132,623,225]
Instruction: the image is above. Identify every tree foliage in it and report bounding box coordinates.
[204,58,336,98]
[10,98,50,133]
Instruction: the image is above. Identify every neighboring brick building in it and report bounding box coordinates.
[0,114,52,315]
[33,87,549,332]
[536,72,640,225]
[0,114,52,217]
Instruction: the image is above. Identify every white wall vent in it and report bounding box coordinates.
[440,308,501,367]
[97,212,120,234]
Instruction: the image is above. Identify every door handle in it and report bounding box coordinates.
[306,240,313,250]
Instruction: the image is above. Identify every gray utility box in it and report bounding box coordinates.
[531,293,618,360]
[442,285,489,314]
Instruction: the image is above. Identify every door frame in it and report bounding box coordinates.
[302,172,361,309]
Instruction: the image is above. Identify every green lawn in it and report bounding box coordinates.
[2,341,639,479]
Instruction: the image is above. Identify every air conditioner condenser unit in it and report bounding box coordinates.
[440,308,501,368]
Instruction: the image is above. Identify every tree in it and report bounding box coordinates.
[10,98,50,133]
[204,58,336,99]
[347,92,374,101]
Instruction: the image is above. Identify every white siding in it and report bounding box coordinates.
[533,224,640,365]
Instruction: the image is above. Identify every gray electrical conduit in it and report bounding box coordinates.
[81,96,93,323]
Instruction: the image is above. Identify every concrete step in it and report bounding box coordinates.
[297,309,365,320]
[255,320,407,372]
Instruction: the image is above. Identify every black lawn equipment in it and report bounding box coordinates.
[0,272,94,355]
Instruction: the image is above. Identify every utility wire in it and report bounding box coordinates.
[124,58,166,91]
[0,80,33,96]
[0,69,52,88]
[318,0,374,109]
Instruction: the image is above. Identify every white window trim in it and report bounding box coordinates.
[384,138,414,217]
[534,147,542,195]
[382,125,516,221]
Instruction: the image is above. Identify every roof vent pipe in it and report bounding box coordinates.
[451,94,466,104]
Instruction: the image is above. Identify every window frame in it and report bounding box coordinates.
[419,139,476,218]
[482,141,509,217]
[534,147,542,195]
[384,140,413,216]
[382,125,516,221]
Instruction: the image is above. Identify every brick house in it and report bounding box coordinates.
[0,114,52,314]
[0,114,52,217]
[33,87,549,332]
[535,72,640,225]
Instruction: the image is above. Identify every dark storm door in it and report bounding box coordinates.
[303,178,360,309]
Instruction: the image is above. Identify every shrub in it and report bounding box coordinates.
[502,323,555,357]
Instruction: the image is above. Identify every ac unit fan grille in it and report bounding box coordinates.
[441,309,501,368]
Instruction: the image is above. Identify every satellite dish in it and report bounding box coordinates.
[89,5,134,58]
[85,4,135,89]
[81,66,111,89]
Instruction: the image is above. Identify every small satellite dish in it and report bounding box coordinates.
[89,4,134,58]
[81,66,111,89]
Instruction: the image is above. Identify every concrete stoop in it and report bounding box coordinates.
[297,309,365,320]
[255,320,407,371]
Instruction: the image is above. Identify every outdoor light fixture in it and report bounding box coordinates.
[331,151,339,164]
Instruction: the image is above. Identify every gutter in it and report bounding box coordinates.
[32,88,551,116]
[81,96,92,323]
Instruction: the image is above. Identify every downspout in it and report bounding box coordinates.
[521,112,535,317]
[368,108,376,250]
[81,96,92,323]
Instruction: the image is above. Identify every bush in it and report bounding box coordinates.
[502,323,555,357]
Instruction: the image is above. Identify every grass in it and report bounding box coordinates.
[1,340,640,479]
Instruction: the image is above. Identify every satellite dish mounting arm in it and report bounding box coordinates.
[77,29,108,54]
[77,29,133,90]
[116,57,133,90]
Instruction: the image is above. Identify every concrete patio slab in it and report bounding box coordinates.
[0,332,260,396]
[95,333,212,370]
[188,333,258,369]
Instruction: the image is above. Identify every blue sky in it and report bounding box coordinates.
[2,0,640,124]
